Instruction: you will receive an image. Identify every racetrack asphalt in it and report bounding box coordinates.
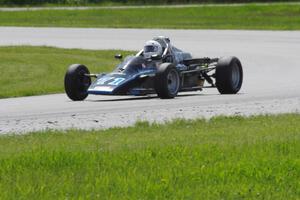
[1,2,300,11]
[0,27,299,133]
[0,5,241,11]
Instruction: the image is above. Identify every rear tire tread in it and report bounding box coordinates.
[154,63,180,99]
[215,56,243,94]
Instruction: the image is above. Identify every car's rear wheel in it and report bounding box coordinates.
[155,63,180,99]
[215,56,243,94]
[64,64,91,101]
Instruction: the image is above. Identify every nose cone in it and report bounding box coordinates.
[88,74,127,95]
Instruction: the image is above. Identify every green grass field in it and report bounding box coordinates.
[0,46,132,98]
[0,4,300,30]
[0,114,299,199]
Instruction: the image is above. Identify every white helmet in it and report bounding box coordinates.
[143,40,163,59]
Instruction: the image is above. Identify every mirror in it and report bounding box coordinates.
[115,54,123,59]
[151,54,162,60]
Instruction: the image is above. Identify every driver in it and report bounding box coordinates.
[143,40,163,59]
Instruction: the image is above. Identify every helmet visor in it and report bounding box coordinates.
[144,45,158,53]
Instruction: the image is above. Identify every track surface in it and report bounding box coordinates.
[0,2,299,11]
[0,27,299,133]
[1,3,300,11]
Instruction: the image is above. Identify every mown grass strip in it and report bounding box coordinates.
[0,114,299,199]
[0,4,300,30]
[0,46,133,98]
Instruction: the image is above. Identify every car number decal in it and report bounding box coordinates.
[96,77,114,85]
[108,78,125,85]
[97,77,125,86]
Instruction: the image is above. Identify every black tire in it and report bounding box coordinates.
[64,64,91,101]
[154,63,180,99]
[216,56,243,94]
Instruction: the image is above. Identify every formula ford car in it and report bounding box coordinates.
[64,36,243,100]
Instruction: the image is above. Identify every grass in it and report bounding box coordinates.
[0,1,143,7]
[0,4,300,30]
[0,46,133,98]
[0,114,299,199]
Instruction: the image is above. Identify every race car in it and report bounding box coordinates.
[64,36,243,100]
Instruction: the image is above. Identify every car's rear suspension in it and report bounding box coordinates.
[201,72,215,86]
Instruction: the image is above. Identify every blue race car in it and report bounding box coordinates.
[64,36,243,100]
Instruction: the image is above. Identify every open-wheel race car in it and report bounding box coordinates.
[64,36,243,100]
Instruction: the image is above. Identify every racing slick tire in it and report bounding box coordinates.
[64,64,91,101]
[215,56,243,94]
[155,63,180,99]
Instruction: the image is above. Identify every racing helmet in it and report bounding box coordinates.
[143,40,163,59]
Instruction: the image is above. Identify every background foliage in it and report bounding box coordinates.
[0,0,299,6]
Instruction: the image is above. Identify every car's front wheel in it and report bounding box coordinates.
[155,63,180,99]
[215,56,243,94]
[64,64,91,101]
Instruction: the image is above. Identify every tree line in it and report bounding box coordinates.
[0,0,298,6]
